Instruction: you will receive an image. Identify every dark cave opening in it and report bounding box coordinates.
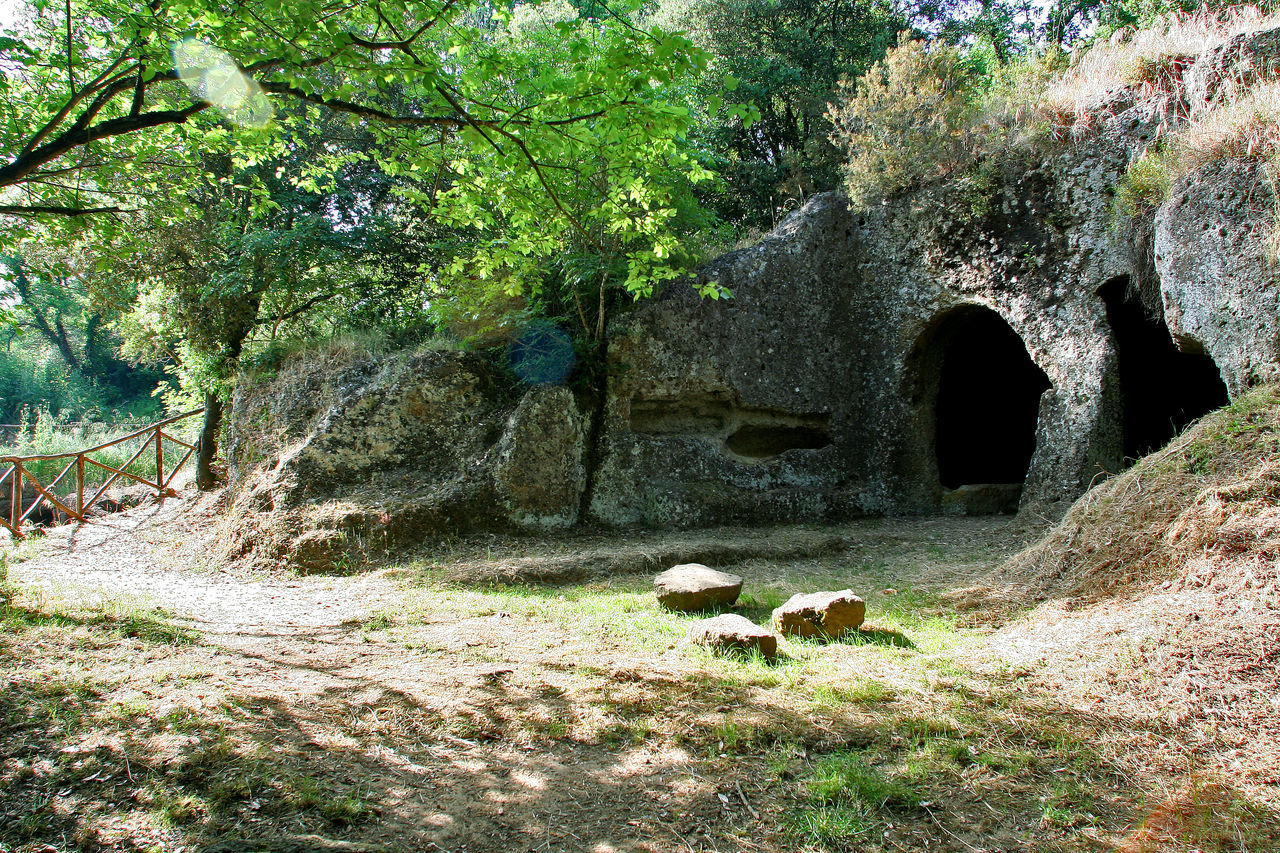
[933,306,1052,489]
[1099,277,1229,461]
[725,424,831,458]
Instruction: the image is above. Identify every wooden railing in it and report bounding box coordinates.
[0,408,205,539]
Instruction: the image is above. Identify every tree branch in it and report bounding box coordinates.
[18,49,136,157]
[0,101,209,189]
[257,80,465,128]
[0,204,127,216]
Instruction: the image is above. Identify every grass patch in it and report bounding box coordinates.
[1,591,199,646]
[791,751,918,846]
[391,578,695,652]
[808,751,918,809]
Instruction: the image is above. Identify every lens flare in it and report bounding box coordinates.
[510,322,576,385]
[172,39,273,129]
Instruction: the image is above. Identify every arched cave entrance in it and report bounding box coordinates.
[932,307,1052,489]
[901,304,1051,513]
[1099,277,1228,461]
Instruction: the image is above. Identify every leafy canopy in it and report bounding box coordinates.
[0,0,729,299]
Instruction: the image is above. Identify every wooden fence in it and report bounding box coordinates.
[0,408,205,539]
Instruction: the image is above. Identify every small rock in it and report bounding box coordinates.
[688,614,777,661]
[654,563,743,612]
[772,590,866,639]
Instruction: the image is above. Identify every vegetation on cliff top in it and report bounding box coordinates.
[829,4,1280,208]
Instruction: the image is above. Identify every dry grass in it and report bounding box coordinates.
[10,447,1280,852]
[1178,79,1280,166]
[996,384,1280,601]
[973,384,1280,850]
[1043,6,1280,137]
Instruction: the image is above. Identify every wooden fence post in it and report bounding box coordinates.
[155,429,164,492]
[77,455,85,517]
[11,462,21,534]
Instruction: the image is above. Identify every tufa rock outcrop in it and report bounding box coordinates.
[585,27,1280,525]
[222,347,588,570]
[1155,159,1280,395]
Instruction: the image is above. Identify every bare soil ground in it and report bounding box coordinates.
[1,489,1275,853]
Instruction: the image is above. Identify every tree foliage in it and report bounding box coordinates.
[0,0,720,297]
[654,0,904,226]
[0,252,165,423]
[0,0,739,483]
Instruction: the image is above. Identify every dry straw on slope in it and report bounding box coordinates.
[984,386,1280,841]
[1044,5,1280,138]
[998,384,1280,602]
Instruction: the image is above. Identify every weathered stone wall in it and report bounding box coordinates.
[1152,25,1280,396]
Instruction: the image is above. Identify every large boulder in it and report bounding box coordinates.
[492,385,587,529]
[688,614,777,661]
[772,590,866,640]
[589,145,1133,525]
[221,346,588,570]
[654,563,743,612]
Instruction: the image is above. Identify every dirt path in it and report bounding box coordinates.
[4,498,1061,853]
[8,500,784,853]
[12,499,392,635]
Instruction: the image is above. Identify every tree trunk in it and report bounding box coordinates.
[577,302,611,523]
[6,261,83,371]
[195,391,223,490]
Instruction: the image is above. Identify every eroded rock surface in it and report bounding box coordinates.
[1156,160,1280,394]
[222,347,589,570]
[218,29,1280,559]
[493,385,587,530]
[585,31,1280,525]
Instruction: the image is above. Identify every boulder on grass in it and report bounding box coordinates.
[772,589,865,640]
[688,614,777,661]
[654,563,743,612]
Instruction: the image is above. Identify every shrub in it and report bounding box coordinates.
[1114,146,1177,219]
[827,35,987,203]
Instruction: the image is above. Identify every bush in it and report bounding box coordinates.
[827,35,987,203]
[1114,146,1177,219]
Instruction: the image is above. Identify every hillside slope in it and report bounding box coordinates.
[978,385,1280,844]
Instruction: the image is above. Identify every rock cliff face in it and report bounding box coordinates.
[223,28,1280,566]
[590,154,1133,523]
